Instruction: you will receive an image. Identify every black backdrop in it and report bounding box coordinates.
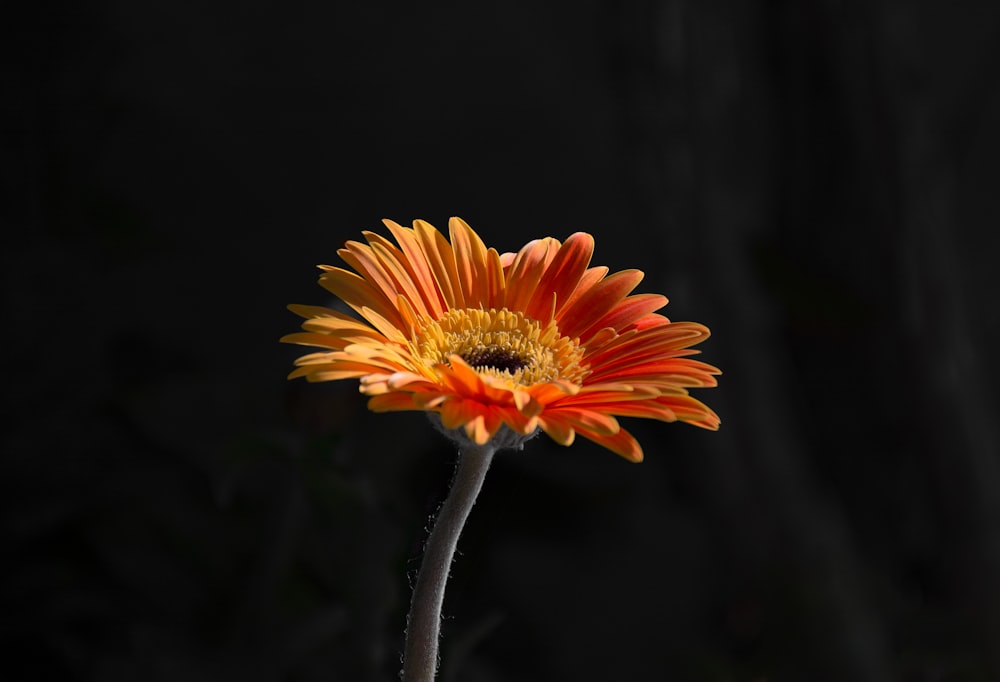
[4,2,1000,681]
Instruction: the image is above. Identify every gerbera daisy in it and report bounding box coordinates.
[282,217,719,462]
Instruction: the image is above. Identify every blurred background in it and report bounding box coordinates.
[4,1,1000,680]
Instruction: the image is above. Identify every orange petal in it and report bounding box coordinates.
[549,408,621,436]
[527,380,582,406]
[439,398,488,431]
[655,395,721,429]
[287,304,346,319]
[338,241,405,310]
[558,385,661,404]
[622,313,671,332]
[290,351,337,366]
[318,267,406,330]
[511,388,538,414]
[367,393,419,412]
[588,361,720,388]
[382,219,447,318]
[367,240,431,317]
[300,314,381,333]
[356,307,410,344]
[485,408,506,437]
[577,401,679,421]
[555,265,608,318]
[575,427,644,462]
[413,392,449,409]
[525,232,594,323]
[538,414,576,446]
[387,371,433,389]
[493,404,539,435]
[362,228,441,315]
[449,217,491,308]
[579,293,667,338]
[485,247,507,309]
[280,332,350,350]
[583,322,711,365]
[587,354,720,387]
[504,238,554,314]
[299,355,400,375]
[462,415,484,444]
[289,367,367,381]
[414,219,464,309]
[559,269,645,341]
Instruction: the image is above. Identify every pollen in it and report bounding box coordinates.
[414,308,589,387]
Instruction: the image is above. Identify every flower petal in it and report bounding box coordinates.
[287,304,346,319]
[655,395,721,429]
[504,238,555,314]
[280,332,349,350]
[524,232,594,323]
[576,427,644,462]
[382,219,447,318]
[493,404,540,435]
[485,247,506,309]
[538,413,576,446]
[449,217,491,308]
[367,392,419,412]
[558,269,645,341]
[579,293,667,338]
[317,266,406,330]
[555,265,608,317]
[414,219,465,309]
[337,240,409,313]
[439,398,487,431]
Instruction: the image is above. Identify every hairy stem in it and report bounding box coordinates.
[402,443,496,682]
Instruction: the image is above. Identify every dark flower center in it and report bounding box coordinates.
[461,345,530,374]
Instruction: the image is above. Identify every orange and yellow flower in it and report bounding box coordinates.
[282,217,720,461]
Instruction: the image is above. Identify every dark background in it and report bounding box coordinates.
[4,1,1000,680]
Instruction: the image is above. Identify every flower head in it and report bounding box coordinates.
[282,217,720,461]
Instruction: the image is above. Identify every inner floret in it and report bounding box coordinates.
[414,308,588,387]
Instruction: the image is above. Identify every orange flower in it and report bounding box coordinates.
[282,218,720,461]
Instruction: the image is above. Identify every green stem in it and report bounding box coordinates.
[402,443,496,682]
